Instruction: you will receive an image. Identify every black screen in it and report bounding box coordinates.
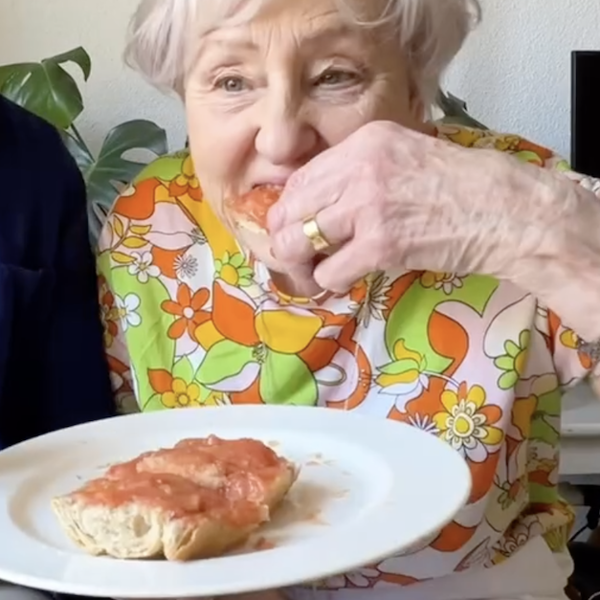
[571,50,600,177]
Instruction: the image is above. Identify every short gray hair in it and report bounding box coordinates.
[125,0,480,105]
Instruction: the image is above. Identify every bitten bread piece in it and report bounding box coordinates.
[51,436,297,561]
[225,184,282,234]
[51,473,269,561]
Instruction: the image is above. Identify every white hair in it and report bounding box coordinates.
[125,0,480,106]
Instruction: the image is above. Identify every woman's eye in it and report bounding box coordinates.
[315,70,359,87]
[215,76,247,93]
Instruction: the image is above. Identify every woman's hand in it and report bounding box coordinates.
[268,121,549,293]
[267,120,600,339]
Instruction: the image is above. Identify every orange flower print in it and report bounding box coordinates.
[560,328,593,369]
[420,271,464,295]
[433,383,503,462]
[161,284,211,340]
[168,156,202,201]
[112,179,160,221]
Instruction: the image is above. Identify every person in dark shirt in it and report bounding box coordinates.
[0,97,116,600]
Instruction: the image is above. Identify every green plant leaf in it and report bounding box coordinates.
[83,119,168,201]
[436,89,488,130]
[0,47,91,129]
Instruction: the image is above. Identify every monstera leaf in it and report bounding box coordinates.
[0,47,91,129]
[0,46,169,241]
[437,89,488,130]
[64,120,168,239]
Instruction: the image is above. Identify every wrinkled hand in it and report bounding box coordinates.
[268,121,554,294]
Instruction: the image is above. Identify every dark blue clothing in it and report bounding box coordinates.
[0,96,116,449]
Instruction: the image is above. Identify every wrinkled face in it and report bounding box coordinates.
[185,0,425,267]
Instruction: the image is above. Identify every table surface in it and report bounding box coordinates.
[563,381,600,437]
[560,381,600,481]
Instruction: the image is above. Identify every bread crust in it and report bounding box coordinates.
[51,436,297,561]
[226,185,283,234]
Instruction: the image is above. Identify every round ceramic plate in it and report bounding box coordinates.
[0,406,471,598]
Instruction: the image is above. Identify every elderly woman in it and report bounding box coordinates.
[98,0,600,599]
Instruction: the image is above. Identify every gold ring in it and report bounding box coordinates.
[302,216,330,252]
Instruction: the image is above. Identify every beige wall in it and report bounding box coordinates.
[448,0,600,158]
[0,0,187,152]
[2,0,599,158]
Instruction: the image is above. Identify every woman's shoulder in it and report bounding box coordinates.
[435,121,600,196]
[98,148,203,241]
[434,121,568,170]
[126,149,195,189]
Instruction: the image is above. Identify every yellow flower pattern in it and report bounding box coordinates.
[162,378,201,408]
[434,384,504,462]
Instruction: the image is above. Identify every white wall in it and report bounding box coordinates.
[0,0,188,153]
[446,0,600,158]
[2,0,599,158]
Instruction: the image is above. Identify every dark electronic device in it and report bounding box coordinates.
[571,50,600,177]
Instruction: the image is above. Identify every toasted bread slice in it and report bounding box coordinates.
[51,436,297,561]
[225,185,282,234]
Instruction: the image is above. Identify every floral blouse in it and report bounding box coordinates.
[97,123,600,588]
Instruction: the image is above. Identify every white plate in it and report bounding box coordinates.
[0,406,471,598]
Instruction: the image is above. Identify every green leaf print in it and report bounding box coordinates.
[144,394,166,412]
[385,274,499,375]
[197,339,255,387]
[260,351,318,406]
[530,388,561,445]
[107,261,176,408]
[173,356,195,381]
[378,358,420,375]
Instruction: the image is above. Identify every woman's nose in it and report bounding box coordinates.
[254,96,318,167]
